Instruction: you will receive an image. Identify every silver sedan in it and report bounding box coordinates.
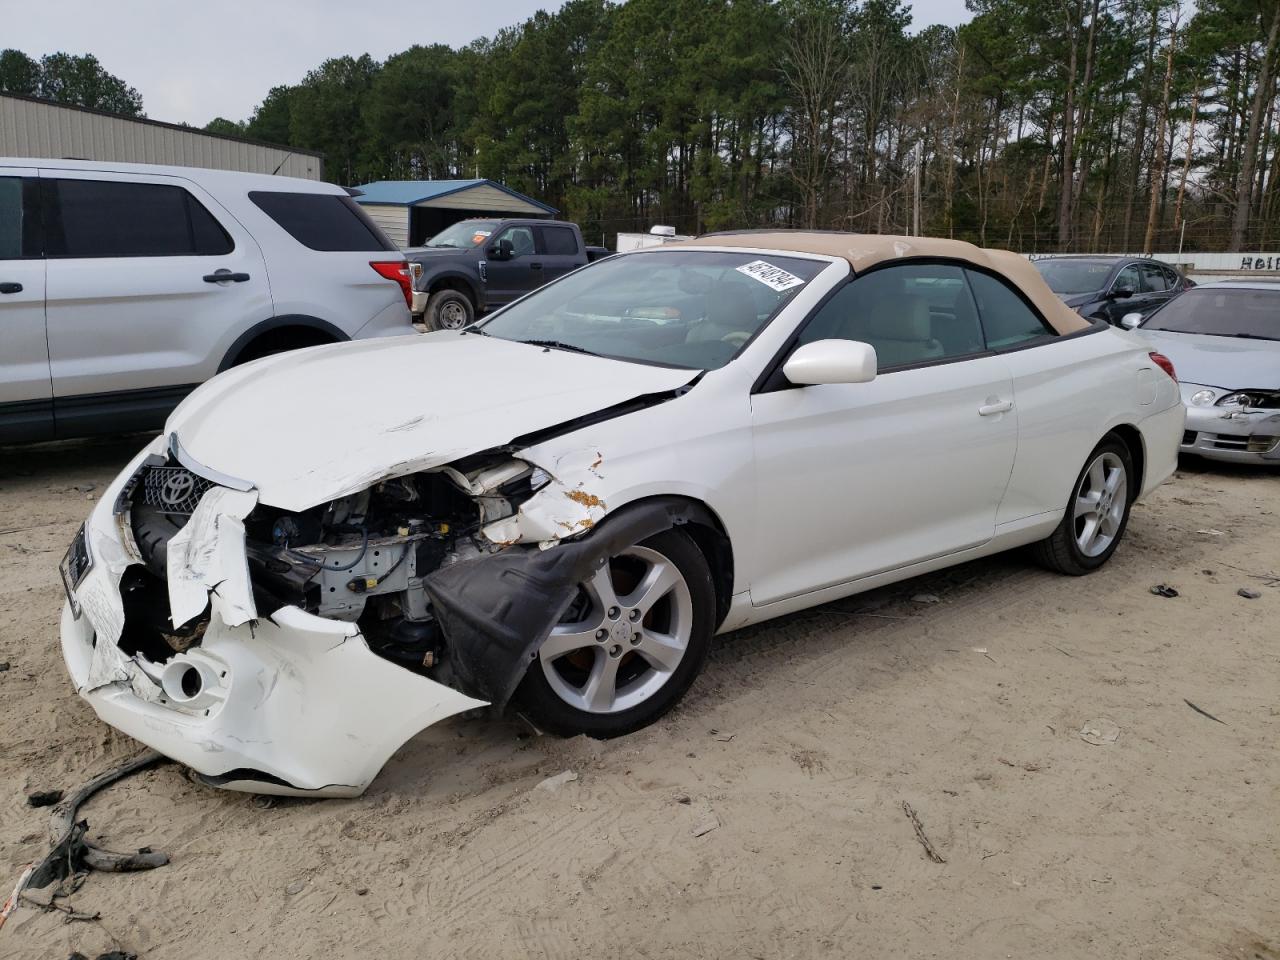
[1128,280,1280,465]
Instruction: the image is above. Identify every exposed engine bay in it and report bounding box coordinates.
[119,453,550,686]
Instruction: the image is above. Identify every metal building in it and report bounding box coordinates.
[353,179,558,247]
[0,93,322,180]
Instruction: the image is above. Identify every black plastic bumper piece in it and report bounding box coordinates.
[422,497,719,709]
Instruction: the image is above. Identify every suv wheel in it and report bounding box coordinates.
[426,290,475,331]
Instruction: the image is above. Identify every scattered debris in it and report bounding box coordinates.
[673,793,692,805]
[355,886,369,896]
[286,880,306,895]
[691,812,720,837]
[534,770,579,792]
[27,790,64,808]
[0,661,9,672]
[72,483,96,493]
[1183,699,1227,725]
[1196,528,1225,536]
[0,864,33,931]
[21,751,170,904]
[1150,584,1179,598]
[997,757,1016,767]
[709,729,735,742]
[1079,718,1120,745]
[1238,588,1262,600]
[912,593,941,604]
[941,789,959,797]
[901,801,946,863]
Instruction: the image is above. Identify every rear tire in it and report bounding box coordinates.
[514,529,716,738]
[425,290,475,331]
[1032,435,1135,575]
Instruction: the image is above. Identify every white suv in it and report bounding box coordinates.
[0,158,415,443]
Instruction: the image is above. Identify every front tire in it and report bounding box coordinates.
[514,529,716,738]
[1032,435,1135,575]
[425,290,475,331]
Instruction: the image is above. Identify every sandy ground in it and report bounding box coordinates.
[0,435,1277,960]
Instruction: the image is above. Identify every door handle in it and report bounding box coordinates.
[203,270,251,283]
[0,282,22,294]
[530,262,543,270]
[978,399,1013,416]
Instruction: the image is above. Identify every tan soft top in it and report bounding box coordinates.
[672,232,1088,336]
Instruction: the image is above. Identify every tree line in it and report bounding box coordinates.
[7,0,1280,253]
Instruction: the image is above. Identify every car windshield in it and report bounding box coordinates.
[476,249,826,369]
[1143,288,1280,340]
[1033,259,1116,294]
[424,220,500,248]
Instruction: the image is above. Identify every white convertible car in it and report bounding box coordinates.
[59,233,1185,796]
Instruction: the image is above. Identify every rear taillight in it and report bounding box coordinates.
[1149,351,1177,381]
[370,260,413,309]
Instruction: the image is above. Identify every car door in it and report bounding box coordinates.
[41,169,270,436]
[0,170,53,443]
[484,224,539,305]
[536,224,587,282]
[963,268,1120,524]
[749,263,1018,606]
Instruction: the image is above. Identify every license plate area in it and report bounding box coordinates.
[60,523,93,618]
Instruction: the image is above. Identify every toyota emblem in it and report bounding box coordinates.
[159,471,196,507]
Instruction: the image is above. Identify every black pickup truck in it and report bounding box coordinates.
[405,218,610,330]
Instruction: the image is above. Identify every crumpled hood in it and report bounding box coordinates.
[167,332,696,511]
[1135,329,1280,389]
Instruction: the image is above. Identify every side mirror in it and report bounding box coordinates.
[1108,287,1135,300]
[487,238,514,261]
[783,339,877,386]
[1120,313,1143,330]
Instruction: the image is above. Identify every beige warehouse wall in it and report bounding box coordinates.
[362,203,410,247]
[0,95,322,180]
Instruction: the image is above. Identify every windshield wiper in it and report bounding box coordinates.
[1223,332,1280,341]
[426,242,459,248]
[518,339,600,356]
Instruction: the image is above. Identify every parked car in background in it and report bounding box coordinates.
[1126,280,1280,464]
[59,232,1183,797]
[1033,255,1192,325]
[0,158,415,445]
[405,218,610,330]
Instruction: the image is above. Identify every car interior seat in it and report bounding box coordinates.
[687,282,759,343]
[846,294,945,368]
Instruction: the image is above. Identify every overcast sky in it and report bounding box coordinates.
[11,0,972,127]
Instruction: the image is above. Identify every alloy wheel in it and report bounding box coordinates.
[539,545,693,714]
[1073,451,1127,558]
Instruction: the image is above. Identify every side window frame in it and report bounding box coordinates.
[495,224,536,259]
[754,258,1000,393]
[42,177,234,259]
[0,176,43,260]
[1110,263,1141,296]
[536,224,579,257]
[963,265,1060,353]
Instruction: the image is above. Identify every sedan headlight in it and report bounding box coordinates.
[1217,392,1255,408]
[1189,389,1217,406]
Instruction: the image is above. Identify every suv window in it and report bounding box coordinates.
[0,178,20,258]
[966,269,1056,350]
[1139,263,1168,292]
[1113,264,1140,295]
[43,178,233,258]
[540,226,578,256]
[797,264,985,369]
[249,191,396,252]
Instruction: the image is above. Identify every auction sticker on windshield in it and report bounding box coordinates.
[735,260,806,292]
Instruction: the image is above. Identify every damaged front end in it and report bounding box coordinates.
[59,433,612,797]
